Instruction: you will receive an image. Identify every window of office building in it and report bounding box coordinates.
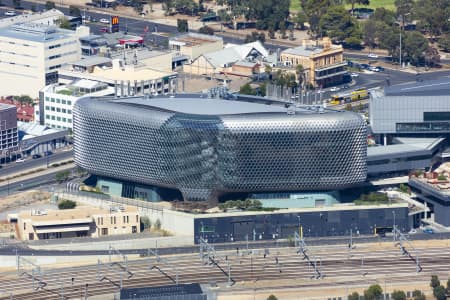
[62,100,66,104]
[424,112,450,121]
[56,99,60,104]
[57,117,61,121]
[51,116,55,120]
[67,101,72,105]
[62,108,66,113]
[51,107,55,111]
[56,108,61,112]
[68,109,72,114]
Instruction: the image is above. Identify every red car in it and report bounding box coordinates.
[100,27,110,33]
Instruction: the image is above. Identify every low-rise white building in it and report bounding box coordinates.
[38,79,115,130]
[58,50,177,97]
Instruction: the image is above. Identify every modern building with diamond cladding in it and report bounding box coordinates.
[73,95,367,203]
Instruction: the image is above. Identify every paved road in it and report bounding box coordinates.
[0,151,73,177]
[0,167,75,197]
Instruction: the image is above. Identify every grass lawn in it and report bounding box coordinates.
[290,0,396,12]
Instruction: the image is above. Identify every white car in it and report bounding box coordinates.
[350,72,359,78]
[16,158,25,163]
[4,11,17,16]
[368,53,378,59]
[330,87,340,92]
[99,18,110,24]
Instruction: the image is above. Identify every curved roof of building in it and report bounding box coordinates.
[99,94,352,117]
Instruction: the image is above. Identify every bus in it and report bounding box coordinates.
[329,88,369,105]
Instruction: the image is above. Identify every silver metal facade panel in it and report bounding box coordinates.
[74,97,367,202]
[370,94,450,134]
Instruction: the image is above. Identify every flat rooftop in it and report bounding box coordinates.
[0,103,16,110]
[170,32,222,46]
[367,137,445,160]
[113,95,344,116]
[0,23,71,43]
[385,78,450,96]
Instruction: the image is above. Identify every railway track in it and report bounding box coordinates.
[0,245,448,299]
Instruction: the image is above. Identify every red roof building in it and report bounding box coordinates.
[0,97,34,122]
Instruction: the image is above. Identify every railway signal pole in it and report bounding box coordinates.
[294,232,323,279]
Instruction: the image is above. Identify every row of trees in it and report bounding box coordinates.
[348,276,450,300]
[298,0,444,65]
[348,284,426,300]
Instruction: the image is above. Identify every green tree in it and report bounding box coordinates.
[12,0,20,8]
[301,0,333,36]
[45,1,55,10]
[319,5,361,43]
[370,7,396,26]
[394,0,414,20]
[391,290,406,300]
[295,64,305,89]
[348,292,359,300]
[199,25,214,35]
[154,218,161,230]
[431,275,441,289]
[177,19,189,32]
[140,216,152,231]
[424,46,440,67]
[439,34,450,52]
[246,0,290,31]
[239,83,256,95]
[412,290,425,300]
[447,278,450,290]
[404,31,429,66]
[31,4,37,12]
[245,31,266,43]
[267,295,278,300]
[69,5,81,17]
[364,284,383,300]
[58,199,77,209]
[58,17,72,30]
[293,11,307,30]
[414,0,450,38]
[433,285,446,300]
[55,170,70,182]
[14,95,33,104]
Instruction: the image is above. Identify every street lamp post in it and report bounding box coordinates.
[399,13,410,68]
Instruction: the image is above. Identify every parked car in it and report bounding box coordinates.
[422,227,434,234]
[330,87,340,92]
[350,73,359,78]
[100,27,110,33]
[4,11,17,16]
[16,158,25,163]
[342,84,350,89]
[408,229,417,234]
[43,151,53,156]
[359,63,370,69]
[368,53,378,59]
[99,18,110,24]
[32,154,42,159]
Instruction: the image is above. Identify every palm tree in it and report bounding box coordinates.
[295,64,305,88]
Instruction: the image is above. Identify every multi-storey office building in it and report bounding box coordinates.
[370,78,450,143]
[0,104,19,159]
[38,80,114,130]
[73,94,367,204]
[0,23,82,98]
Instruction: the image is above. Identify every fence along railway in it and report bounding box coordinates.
[0,239,448,300]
